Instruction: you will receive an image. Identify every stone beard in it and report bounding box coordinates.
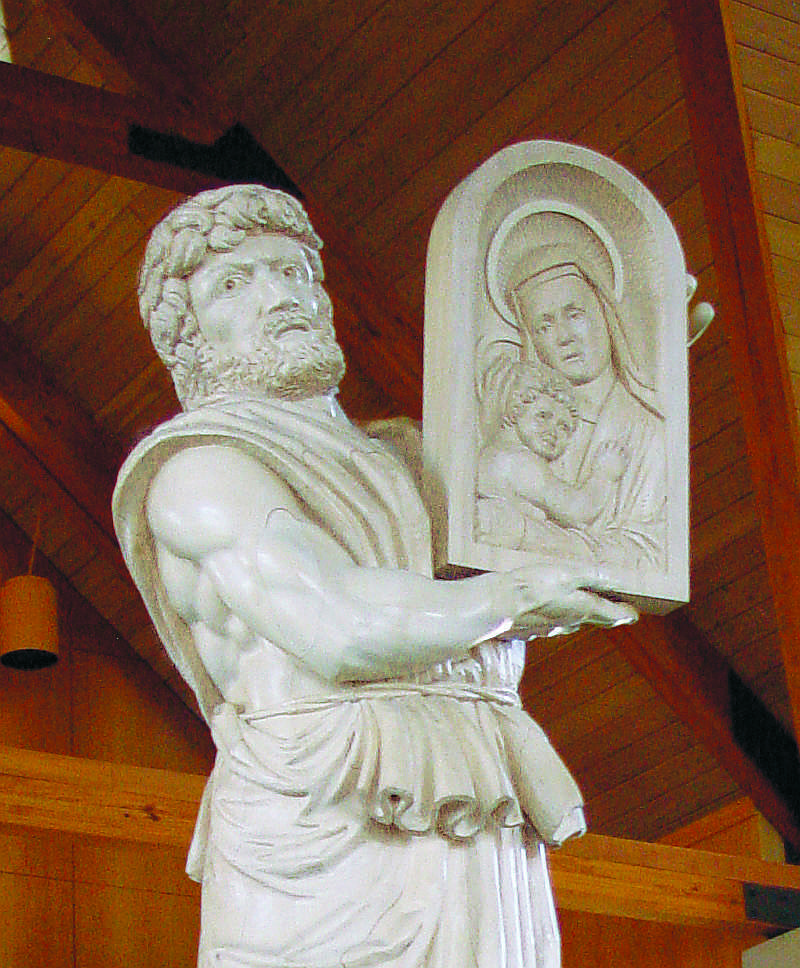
[189,303,346,405]
[114,184,636,968]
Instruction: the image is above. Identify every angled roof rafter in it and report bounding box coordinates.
[668,0,800,740]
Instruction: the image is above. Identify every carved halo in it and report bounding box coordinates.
[485,200,625,327]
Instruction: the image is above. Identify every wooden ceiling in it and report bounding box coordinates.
[1,0,800,847]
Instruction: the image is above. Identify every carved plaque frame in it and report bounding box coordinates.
[423,141,689,610]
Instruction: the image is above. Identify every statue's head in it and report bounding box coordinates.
[138,184,345,409]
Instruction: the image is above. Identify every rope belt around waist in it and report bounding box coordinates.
[230,680,522,725]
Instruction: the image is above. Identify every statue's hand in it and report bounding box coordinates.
[502,564,638,639]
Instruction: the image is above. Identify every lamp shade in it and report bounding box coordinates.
[0,575,58,669]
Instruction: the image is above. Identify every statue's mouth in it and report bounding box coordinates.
[271,317,313,338]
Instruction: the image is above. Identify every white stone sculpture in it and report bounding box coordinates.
[113,184,637,968]
[425,141,691,609]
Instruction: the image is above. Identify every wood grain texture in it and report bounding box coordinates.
[669,0,800,739]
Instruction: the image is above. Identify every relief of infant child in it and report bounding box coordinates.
[476,362,629,551]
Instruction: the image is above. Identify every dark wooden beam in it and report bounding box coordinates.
[40,0,231,136]
[667,0,800,739]
[0,62,222,195]
[608,614,800,850]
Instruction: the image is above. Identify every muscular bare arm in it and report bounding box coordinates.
[147,444,635,683]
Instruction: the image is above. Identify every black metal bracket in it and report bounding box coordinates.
[127,122,302,197]
[744,883,800,929]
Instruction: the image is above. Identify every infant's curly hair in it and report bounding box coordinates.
[501,363,579,432]
[138,185,324,405]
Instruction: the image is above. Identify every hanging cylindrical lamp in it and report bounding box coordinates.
[0,503,58,670]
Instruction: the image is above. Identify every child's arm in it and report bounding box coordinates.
[483,442,628,529]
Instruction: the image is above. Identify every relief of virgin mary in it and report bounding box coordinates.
[477,205,667,571]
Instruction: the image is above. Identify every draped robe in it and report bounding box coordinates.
[113,395,585,968]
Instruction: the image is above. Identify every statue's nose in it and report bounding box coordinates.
[254,270,296,312]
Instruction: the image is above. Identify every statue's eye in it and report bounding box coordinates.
[282,263,306,282]
[214,271,247,297]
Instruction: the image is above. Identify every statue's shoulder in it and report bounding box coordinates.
[364,416,423,470]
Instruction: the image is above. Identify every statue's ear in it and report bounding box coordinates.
[314,282,333,320]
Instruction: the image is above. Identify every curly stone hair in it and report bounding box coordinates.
[138,185,324,405]
[500,362,579,432]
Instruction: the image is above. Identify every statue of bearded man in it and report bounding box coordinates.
[113,184,635,968]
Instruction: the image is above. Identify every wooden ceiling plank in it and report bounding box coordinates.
[588,744,726,831]
[14,207,145,345]
[598,763,741,842]
[32,29,82,80]
[521,633,616,698]
[669,0,800,739]
[210,0,382,122]
[737,43,800,105]
[692,564,774,635]
[0,323,130,574]
[327,0,626,211]
[691,457,754,530]
[547,676,669,768]
[692,529,766,602]
[361,3,674,253]
[1,0,35,34]
[703,595,777,653]
[764,212,800,259]
[745,87,800,142]
[259,0,509,178]
[0,176,142,327]
[525,650,634,726]
[772,253,800,296]
[608,613,800,847]
[0,147,36,195]
[692,423,749,495]
[731,0,800,63]
[577,717,697,804]
[574,58,683,162]
[0,155,69,250]
[35,0,139,95]
[0,165,107,293]
[690,343,735,405]
[615,101,692,179]
[752,130,800,183]
[778,295,800,336]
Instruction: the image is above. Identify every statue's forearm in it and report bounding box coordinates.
[200,544,525,681]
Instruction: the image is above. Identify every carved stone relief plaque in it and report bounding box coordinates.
[423,141,689,609]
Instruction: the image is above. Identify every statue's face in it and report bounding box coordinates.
[514,395,575,462]
[515,274,612,386]
[188,234,320,357]
[184,232,345,403]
